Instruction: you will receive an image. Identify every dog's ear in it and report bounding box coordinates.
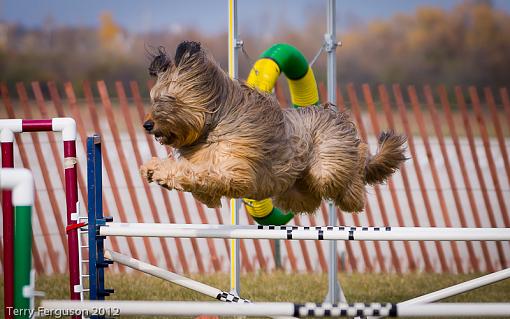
[174,41,202,66]
[148,46,172,77]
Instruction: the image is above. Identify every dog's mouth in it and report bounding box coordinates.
[154,131,176,145]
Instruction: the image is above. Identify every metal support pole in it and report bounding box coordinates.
[228,0,241,296]
[324,0,346,304]
[326,0,337,105]
[228,0,240,80]
[230,198,241,295]
[274,240,282,269]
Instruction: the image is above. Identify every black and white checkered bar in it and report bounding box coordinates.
[215,291,250,303]
[257,225,391,240]
[257,225,392,231]
[293,303,397,317]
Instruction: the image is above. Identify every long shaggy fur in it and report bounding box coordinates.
[364,131,408,185]
[141,41,407,214]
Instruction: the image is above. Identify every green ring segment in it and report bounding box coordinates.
[260,43,310,80]
[252,207,295,226]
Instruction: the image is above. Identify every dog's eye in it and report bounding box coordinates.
[153,95,179,110]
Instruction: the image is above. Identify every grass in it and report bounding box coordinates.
[2,272,509,318]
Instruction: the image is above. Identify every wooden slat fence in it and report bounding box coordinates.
[1,81,510,274]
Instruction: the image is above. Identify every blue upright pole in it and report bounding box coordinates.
[87,135,99,301]
[87,134,113,314]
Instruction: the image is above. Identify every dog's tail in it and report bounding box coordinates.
[364,131,407,185]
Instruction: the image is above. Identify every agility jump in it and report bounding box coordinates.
[46,134,508,318]
[2,100,510,318]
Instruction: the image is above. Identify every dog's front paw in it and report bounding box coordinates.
[150,165,185,192]
[140,157,163,182]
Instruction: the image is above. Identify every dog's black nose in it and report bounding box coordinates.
[143,120,154,132]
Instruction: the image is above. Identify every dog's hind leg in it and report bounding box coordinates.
[273,180,322,214]
[305,138,360,200]
[334,175,365,212]
[274,192,321,214]
[332,143,369,212]
[300,110,361,200]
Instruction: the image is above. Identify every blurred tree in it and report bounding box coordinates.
[99,11,121,50]
[1,1,509,91]
[338,1,510,87]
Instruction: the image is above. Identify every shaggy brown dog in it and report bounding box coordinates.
[140,41,407,214]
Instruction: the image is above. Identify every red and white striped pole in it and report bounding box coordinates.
[0,118,80,314]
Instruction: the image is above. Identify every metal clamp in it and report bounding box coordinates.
[324,33,342,52]
[234,39,244,48]
[98,288,115,297]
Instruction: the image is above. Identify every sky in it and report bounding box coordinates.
[2,0,510,35]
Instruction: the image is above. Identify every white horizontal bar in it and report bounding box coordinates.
[40,301,510,317]
[41,301,294,317]
[397,303,510,316]
[106,222,261,229]
[105,223,402,231]
[99,224,510,241]
[105,223,468,231]
[104,222,510,233]
[100,227,334,240]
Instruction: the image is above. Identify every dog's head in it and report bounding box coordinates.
[143,41,223,148]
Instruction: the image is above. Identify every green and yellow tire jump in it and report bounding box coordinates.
[243,43,319,225]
